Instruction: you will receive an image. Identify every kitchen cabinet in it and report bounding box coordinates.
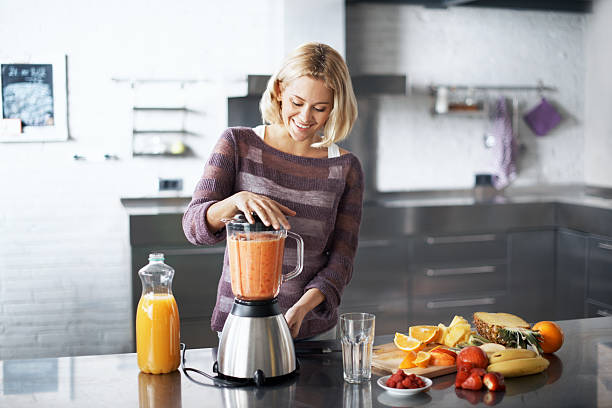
[341,238,410,334]
[555,228,588,320]
[508,229,556,323]
[409,232,509,325]
[129,214,222,350]
[586,234,612,314]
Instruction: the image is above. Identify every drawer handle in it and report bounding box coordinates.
[597,309,612,317]
[426,297,496,309]
[597,243,612,251]
[426,234,497,245]
[162,247,226,256]
[426,265,496,277]
[358,239,391,248]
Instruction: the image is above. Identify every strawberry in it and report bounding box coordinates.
[483,372,506,392]
[461,372,484,391]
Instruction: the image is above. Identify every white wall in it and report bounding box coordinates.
[0,0,284,359]
[347,4,587,191]
[585,0,612,188]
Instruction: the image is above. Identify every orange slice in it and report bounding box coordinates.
[398,351,417,369]
[394,333,423,352]
[409,325,439,344]
[414,351,431,368]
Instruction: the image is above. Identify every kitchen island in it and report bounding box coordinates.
[1,316,611,407]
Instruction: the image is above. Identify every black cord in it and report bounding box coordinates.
[180,343,249,388]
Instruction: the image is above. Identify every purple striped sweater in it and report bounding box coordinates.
[182,127,364,339]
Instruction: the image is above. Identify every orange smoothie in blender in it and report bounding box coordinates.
[136,293,180,374]
[228,233,286,300]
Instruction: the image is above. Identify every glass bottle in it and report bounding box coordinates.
[136,253,180,374]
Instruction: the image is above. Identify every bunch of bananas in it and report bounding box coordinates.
[486,349,550,377]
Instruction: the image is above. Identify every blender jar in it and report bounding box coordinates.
[224,214,303,301]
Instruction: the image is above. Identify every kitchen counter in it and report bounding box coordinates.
[1,316,611,407]
[120,184,612,237]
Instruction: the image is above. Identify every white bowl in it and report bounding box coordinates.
[377,374,432,396]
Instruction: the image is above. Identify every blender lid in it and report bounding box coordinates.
[225,213,278,232]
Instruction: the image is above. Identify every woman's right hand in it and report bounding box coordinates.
[206,191,296,231]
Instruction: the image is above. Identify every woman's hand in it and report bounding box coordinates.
[284,288,325,338]
[232,191,295,229]
[206,191,296,231]
[285,304,308,338]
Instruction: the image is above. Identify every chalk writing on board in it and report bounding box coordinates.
[1,64,54,127]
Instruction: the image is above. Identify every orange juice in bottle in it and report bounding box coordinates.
[136,253,180,374]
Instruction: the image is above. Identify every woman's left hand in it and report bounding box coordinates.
[284,304,308,338]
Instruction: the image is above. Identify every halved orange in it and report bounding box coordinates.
[409,325,440,344]
[394,333,423,352]
[414,351,431,368]
[398,351,417,369]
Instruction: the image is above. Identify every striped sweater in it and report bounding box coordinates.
[182,127,364,339]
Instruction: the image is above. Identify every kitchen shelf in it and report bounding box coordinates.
[132,130,198,136]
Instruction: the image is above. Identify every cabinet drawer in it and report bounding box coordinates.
[413,233,507,264]
[586,300,612,318]
[412,262,507,297]
[339,298,409,336]
[343,239,408,307]
[410,292,507,325]
[587,237,612,306]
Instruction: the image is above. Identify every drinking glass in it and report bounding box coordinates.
[340,313,375,383]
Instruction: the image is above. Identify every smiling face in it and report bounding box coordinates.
[277,76,333,144]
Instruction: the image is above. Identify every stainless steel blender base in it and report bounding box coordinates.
[217,309,297,381]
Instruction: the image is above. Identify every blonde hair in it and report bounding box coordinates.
[259,42,358,148]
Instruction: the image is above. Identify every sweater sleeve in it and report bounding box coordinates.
[304,156,365,320]
[182,129,237,246]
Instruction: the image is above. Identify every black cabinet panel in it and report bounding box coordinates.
[586,300,612,318]
[555,229,587,319]
[508,230,555,322]
[341,238,409,334]
[587,236,612,306]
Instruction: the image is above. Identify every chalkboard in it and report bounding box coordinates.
[0,55,67,142]
[1,64,55,127]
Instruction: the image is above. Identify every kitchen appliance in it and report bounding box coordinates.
[214,214,304,385]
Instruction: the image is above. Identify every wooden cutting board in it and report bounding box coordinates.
[371,343,457,379]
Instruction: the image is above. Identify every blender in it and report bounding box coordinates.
[214,213,304,385]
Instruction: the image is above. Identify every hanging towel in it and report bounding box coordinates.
[489,97,517,190]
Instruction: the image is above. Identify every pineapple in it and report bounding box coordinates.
[473,312,542,353]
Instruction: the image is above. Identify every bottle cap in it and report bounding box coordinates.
[474,174,494,187]
[148,253,165,262]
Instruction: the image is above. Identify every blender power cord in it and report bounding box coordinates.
[180,343,249,388]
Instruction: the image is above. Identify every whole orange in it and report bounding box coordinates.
[532,321,564,353]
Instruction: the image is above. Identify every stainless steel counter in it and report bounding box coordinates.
[120,183,612,238]
[1,316,611,407]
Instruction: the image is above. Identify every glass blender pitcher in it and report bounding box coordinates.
[224,213,303,300]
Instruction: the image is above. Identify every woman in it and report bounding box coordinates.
[182,42,364,340]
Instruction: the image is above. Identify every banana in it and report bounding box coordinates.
[488,348,537,364]
[487,356,550,378]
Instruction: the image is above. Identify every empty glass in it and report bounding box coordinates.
[340,313,375,383]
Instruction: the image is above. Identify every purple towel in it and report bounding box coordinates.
[490,97,517,189]
[523,98,562,136]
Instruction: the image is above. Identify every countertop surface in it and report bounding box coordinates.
[1,316,611,407]
[120,184,612,215]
